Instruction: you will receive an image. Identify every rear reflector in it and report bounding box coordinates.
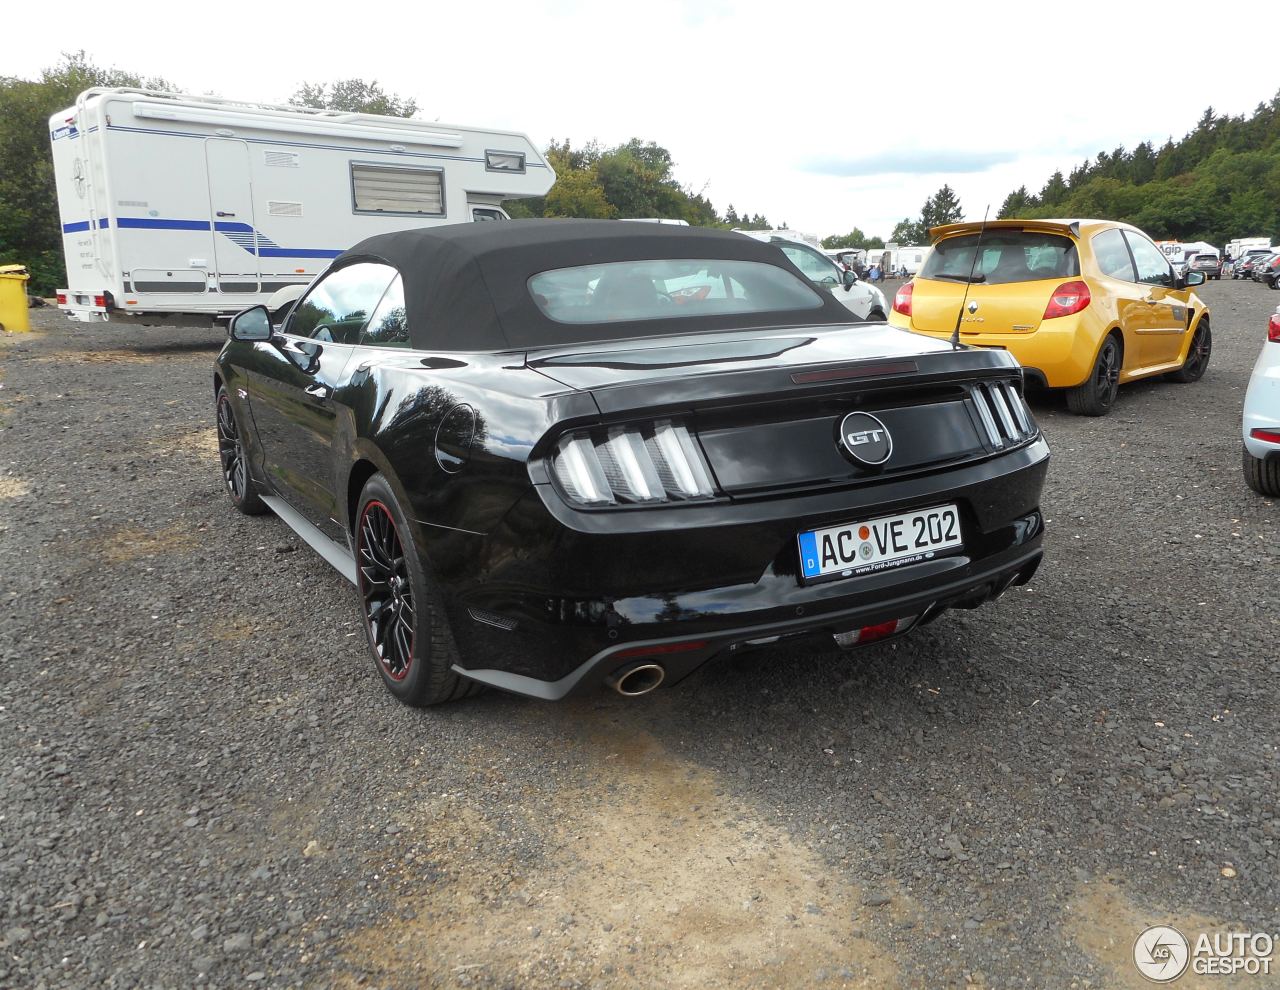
[1251,428,1280,444]
[614,640,708,660]
[833,616,917,648]
[1268,312,1280,343]
[1043,280,1091,320]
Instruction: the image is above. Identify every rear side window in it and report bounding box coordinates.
[1123,232,1173,287]
[528,258,823,325]
[1091,228,1136,281]
[351,163,444,216]
[921,232,1079,285]
[776,242,841,285]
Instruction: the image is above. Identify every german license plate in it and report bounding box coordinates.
[797,504,962,582]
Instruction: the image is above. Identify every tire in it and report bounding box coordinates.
[354,473,482,706]
[1065,334,1121,416]
[215,385,268,515]
[1168,320,1211,384]
[1243,446,1280,497]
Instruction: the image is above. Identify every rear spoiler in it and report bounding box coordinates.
[929,219,1080,244]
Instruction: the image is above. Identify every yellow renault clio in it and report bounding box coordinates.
[888,219,1211,415]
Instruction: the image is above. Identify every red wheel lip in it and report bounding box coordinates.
[356,499,415,682]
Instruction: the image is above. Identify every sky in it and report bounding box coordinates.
[12,0,1279,241]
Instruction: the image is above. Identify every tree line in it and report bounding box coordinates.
[821,185,964,250]
[996,95,1280,245]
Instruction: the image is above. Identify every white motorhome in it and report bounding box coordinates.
[896,246,929,275]
[51,88,554,324]
[1227,237,1272,261]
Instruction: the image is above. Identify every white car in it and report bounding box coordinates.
[735,230,888,321]
[1243,303,1280,496]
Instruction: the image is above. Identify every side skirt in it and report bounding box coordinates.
[260,494,357,585]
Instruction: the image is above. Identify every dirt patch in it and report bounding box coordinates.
[339,721,902,988]
[155,426,218,459]
[98,522,199,563]
[1066,879,1250,989]
[0,477,31,498]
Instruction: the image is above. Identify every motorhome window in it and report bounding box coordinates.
[359,276,409,348]
[921,232,1079,285]
[484,151,526,173]
[528,259,823,324]
[351,164,444,216]
[288,263,396,343]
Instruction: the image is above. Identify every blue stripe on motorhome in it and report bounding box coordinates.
[102,123,551,168]
[66,216,342,258]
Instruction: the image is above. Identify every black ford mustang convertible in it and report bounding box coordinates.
[214,220,1048,705]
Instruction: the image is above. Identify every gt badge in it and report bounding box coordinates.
[837,411,893,467]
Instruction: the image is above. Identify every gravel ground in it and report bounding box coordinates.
[1,280,1277,989]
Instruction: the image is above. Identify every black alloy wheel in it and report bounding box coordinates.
[1169,321,1211,384]
[216,385,267,514]
[353,474,480,706]
[1065,335,1121,416]
[357,499,416,683]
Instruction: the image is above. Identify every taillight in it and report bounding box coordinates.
[892,280,914,317]
[93,294,107,308]
[551,420,717,506]
[1043,280,1091,320]
[1268,312,1280,343]
[56,292,67,305]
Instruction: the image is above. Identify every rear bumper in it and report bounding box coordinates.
[456,542,1044,700]
[425,437,1050,697]
[889,310,1100,388]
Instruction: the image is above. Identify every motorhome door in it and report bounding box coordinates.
[206,139,260,294]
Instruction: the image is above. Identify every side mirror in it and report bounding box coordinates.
[230,305,272,341]
[1183,271,1205,287]
[842,268,858,289]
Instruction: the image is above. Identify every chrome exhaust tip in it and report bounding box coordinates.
[609,662,665,697]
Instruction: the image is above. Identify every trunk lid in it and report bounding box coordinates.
[527,324,1037,497]
[907,276,1061,336]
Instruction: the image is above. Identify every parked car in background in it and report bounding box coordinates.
[1233,249,1273,280]
[1251,253,1280,285]
[736,230,888,321]
[1242,303,1280,496]
[213,220,1049,705]
[1187,253,1222,280]
[889,219,1211,416]
[1263,256,1280,290]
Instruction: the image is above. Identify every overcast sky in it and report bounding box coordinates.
[13,0,1278,240]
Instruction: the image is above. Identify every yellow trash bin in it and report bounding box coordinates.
[0,264,32,333]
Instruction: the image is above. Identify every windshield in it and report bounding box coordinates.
[921,232,1080,285]
[528,259,824,324]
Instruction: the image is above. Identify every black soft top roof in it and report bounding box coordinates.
[338,219,851,351]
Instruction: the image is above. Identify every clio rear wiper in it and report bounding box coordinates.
[932,272,986,283]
